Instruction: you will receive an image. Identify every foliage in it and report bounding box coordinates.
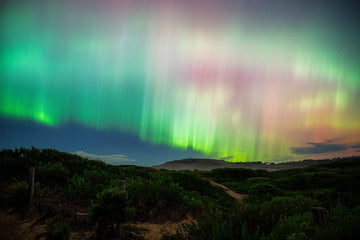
[127,175,184,207]
[258,196,318,234]
[262,213,313,240]
[1,148,360,240]
[88,186,135,233]
[38,161,70,183]
[261,195,318,219]
[168,212,239,240]
[167,171,235,207]
[222,181,249,193]
[272,171,339,191]
[46,223,71,240]
[204,168,254,182]
[126,175,190,220]
[246,177,270,185]
[301,188,338,208]
[65,175,92,199]
[313,204,360,240]
[8,180,29,206]
[248,183,284,202]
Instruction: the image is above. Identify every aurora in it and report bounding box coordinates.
[1,0,360,164]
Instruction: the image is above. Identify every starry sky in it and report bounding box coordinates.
[1,0,360,166]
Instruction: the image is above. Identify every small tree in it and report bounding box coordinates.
[88,186,134,235]
[9,181,29,206]
[46,223,70,240]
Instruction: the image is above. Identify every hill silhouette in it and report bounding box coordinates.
[152,157,341,171]
[1,148,360,239]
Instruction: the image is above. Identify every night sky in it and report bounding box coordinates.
[1,0,360,166]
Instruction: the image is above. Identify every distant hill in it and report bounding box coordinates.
[152,158,345,171]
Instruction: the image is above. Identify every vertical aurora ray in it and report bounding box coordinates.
[1,0,360,162]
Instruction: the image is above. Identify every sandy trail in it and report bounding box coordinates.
[136,213,194,240]
[138,180,247,239]
[0,209,47,240]
[0,179,244,240]
[208,180,248,201]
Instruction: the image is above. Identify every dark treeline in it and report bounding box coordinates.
[1,147,360,240]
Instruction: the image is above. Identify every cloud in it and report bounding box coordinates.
[291,142,347,155]
[74,151,135,165]
[351,144,360,149]
[324,138,347,143]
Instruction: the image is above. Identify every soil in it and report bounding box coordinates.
[208,180,248,201]
[0,180,240,240]
[136,213,194,240]
[0,207,193,240]
[0,208,47,240]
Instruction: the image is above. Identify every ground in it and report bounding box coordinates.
[0,179,243,240]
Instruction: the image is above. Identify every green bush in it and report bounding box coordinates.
[272,172,339,191]
[263,213,312,240]
[259,196,318,234]
[223,181,249,193]
[206,168,254,182]
[246,177,270,185]
[182,191,204,211]
[261,196,318,218]
[254,169,269,177]
[9,181,29,206]
[88,186,135,233]
[170,211,241,240]
[302,188,338,208]
[82,167,111,194]
[248,183,284,202]
[167,171,235,207]
[38,162,70,183]
[65,175,91,199]
[46,223,70,240]
[166,206,261,240]
[314,204,360,240]
[127,175,186,208]
[83,168,110,186]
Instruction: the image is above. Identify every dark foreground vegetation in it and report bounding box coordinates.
[1,147,359,240]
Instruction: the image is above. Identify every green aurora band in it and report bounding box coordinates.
[1,0,360,162]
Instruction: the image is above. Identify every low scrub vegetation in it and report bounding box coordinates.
[1,147,359,239]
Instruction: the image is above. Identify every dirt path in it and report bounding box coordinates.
[208,180,248,201]
[136,214,194,240]
[0,207,192,240]
[0,209,47,240]
[136,180,247,239]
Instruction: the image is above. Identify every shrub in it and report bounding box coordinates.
[46,223,70,240]
[38,162,70,183]
[65,175,91,199]
[263,213,312,240]
[127,175,186,207]
[206,168,254,182]
[182,191,203,211]
[314,204,360,240]
[248,183,284,202]
[254,169,269,177]
[222,181,249,193]
[261,196,319,218]
[246,177,270,185]
[259,196,318,234]
[88,186,135,233]
[302,188,338,208]
[83,168,110,186]
[170,211,240,240]
[272,172,338,191]
[167,171,235,207]
[9,181,29,206]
